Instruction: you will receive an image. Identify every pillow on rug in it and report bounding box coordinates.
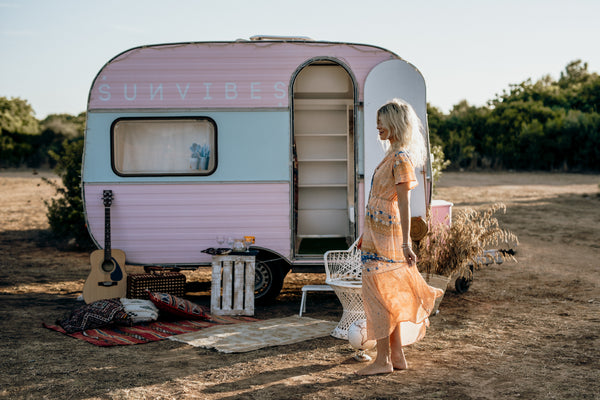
[148,291,210,320]
[58,298,131,333]
[120,298,159,323]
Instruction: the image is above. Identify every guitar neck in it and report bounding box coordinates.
[104,204,111,261]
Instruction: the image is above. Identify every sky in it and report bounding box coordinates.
[1,0,599,119]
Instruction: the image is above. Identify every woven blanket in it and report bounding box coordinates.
[43,314,257,347]
[169,315,338,353]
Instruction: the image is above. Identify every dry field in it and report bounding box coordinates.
[0,169,599,399]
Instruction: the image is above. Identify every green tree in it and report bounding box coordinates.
[0,97,40,166]
[559,60,593,89]
[0,96,39,134]
[433,60,600,171]
[38,112,86,167]
[426,103,445,148]
[431,144,450,193]
[44,135,93,248]
[434,100,488,169]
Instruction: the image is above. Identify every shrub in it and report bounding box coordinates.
[431,144,450,193]
[416,203,519,277]
[43,136,93,249]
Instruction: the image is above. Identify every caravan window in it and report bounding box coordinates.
[111,117,217,176]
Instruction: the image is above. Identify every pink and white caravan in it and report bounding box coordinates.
[83,36,432,302]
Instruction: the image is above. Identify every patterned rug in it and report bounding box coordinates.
[43,314,257,347]
[169,315,339,353]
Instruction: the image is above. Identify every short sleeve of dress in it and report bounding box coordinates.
[392,151,418,190]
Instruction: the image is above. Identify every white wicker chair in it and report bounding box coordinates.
[324,238,365,339]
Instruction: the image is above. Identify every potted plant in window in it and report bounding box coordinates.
[198,143,210,170]
[189,143,201,170]
[415,203,519,313]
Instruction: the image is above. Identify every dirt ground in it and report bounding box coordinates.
[1,169,599,400]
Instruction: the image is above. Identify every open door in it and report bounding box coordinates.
[363,59,431,220]
[292,62,356,255]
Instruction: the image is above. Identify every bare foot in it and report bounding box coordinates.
[355,361,394,376]
[391,348,407,370]
[392,358,408,370]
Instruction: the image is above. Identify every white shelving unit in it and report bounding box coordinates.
[293,66,354,243]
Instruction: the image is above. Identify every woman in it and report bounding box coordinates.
[357,99,443,376]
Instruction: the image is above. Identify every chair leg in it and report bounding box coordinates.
[299,291,307,317]
[329,286,366,339]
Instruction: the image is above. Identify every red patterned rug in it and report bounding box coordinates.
[43,315,258,347]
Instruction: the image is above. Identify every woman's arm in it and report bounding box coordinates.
[396,182,417,266]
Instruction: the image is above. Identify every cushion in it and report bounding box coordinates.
[58,298,131,333]
[120,298,159,323]
[148,292,210,320]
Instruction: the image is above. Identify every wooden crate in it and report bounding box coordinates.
[211,255,255,316]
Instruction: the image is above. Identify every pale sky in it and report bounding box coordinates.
[1,0,598,118]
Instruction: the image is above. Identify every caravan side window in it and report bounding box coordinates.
[111,117,217,176]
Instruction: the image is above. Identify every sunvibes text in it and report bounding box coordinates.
[96,81,288,102]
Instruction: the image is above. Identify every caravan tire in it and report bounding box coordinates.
[454,266,474,294]
[454,276,472,294]
[254,258,286,304]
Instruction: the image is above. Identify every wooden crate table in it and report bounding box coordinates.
[211,253,256,316]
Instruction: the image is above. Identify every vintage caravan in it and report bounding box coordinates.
[82,37,432,301]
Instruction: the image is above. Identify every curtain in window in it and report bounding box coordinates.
[113,119,215,174]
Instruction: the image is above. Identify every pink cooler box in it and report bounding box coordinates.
[430,199,453,227]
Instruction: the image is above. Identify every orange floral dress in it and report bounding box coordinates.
[361,150,443,345]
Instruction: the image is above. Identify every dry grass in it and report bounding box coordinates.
[416,203,519,277]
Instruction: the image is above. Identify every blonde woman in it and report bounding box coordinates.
[357,99,443,375]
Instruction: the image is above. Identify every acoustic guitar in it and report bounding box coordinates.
[82,190,127,303]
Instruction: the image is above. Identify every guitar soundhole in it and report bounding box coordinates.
[101,259,115,273]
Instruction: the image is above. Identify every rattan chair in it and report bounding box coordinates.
[324,238,365,339]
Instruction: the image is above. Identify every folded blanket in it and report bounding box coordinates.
[120,298,159,323]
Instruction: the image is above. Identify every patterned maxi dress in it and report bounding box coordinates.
[361,150,443,345]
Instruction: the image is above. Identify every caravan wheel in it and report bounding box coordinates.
[454,275,473,294]
[454,265,474,294]
[254,258,286,304]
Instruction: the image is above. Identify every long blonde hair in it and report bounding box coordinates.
[377,98,427,167]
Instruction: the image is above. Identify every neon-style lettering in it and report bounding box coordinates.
[274,81,286,99]
[98,84,111,101]
[251,82,261,99]
[225,82,238,100]
[203,83,212,100]
[124,84,137,101]
[176,83,190,99]
[150,84,163,100]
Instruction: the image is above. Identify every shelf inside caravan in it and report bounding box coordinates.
[297,183,347,188]
[292,62,355,255]
[294,133,347,137]
[294,98,353,109]
[296,158,347,162]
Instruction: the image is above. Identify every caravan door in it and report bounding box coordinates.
[292,62,356,255]
[363,59,431,220]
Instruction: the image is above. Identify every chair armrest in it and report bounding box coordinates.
[326,278,362,289]
[323,237,361,261]
[323,237,362,282]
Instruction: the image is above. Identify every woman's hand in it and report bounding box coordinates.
[403,246,417,267]
[396,182,415,267]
